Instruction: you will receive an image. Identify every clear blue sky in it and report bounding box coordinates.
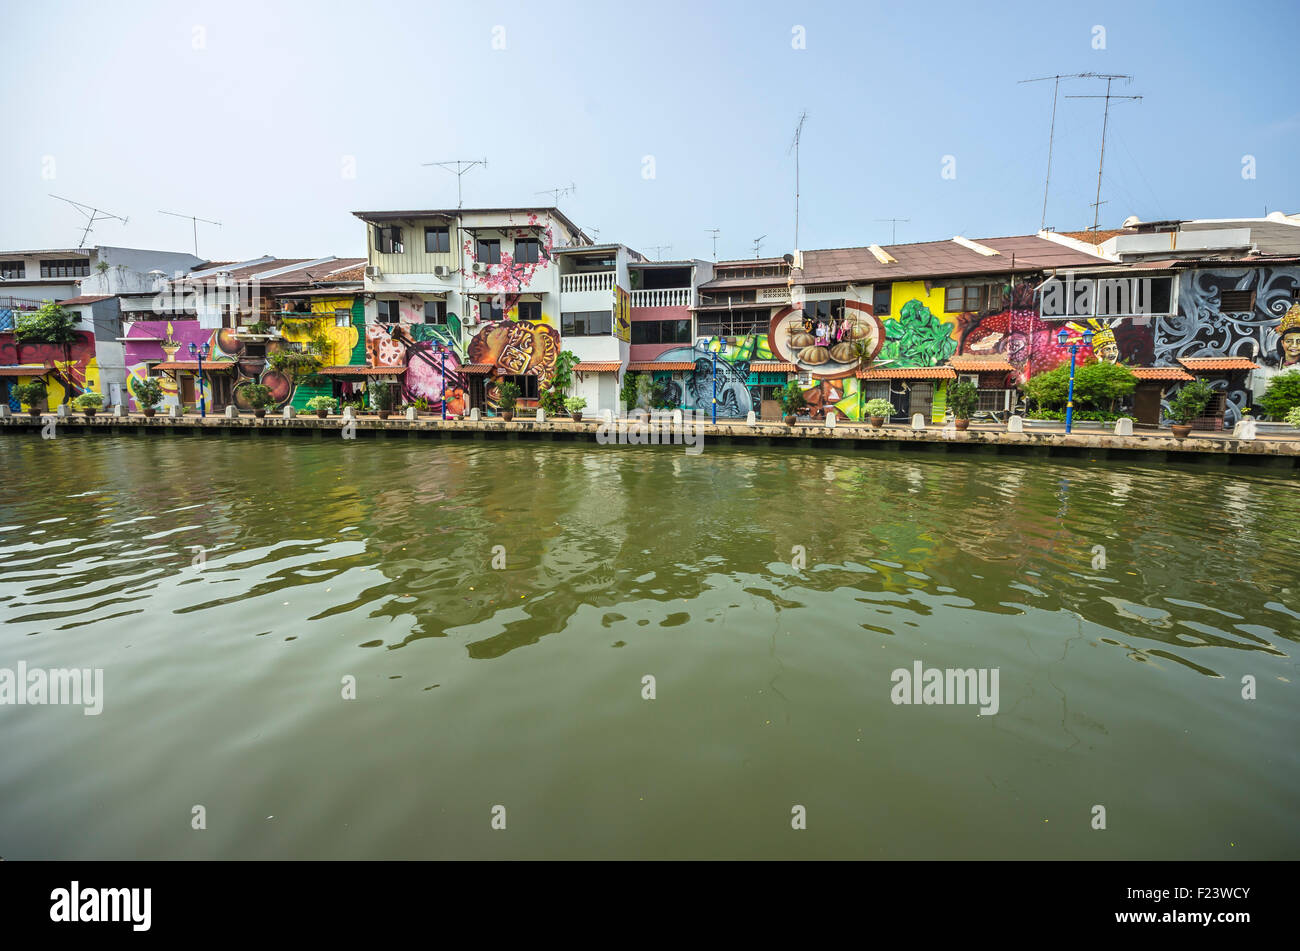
[3,0,1297,262]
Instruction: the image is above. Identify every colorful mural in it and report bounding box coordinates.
[768,300,883,378]
[465,317,562,409]
[614,286,631,342]
[461,215,556,294]
[1,330,98,409]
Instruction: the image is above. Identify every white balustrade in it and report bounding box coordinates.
[561,271,615,294]
[630,288,690,308]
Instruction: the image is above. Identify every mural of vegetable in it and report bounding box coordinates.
[878,299,957,368]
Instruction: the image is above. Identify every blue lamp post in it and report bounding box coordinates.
[439,345,447,420]
[1055,326,1094,434]
[711,348,718,424]
[187,341,211,418]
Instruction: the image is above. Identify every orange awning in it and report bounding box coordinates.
[750,361,795,372]
[857,366,957,380]
[320,365,406,376]
[627,361,696,371]
[949,355,1015,372]
[0,365,50,377]
[461,364,494,374]
[1131,367,1194,382]
[574,362,622,372]
[154,361,236,372]
[1177,356,1259,372]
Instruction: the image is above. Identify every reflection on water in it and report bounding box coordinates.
[0,436,1296,859]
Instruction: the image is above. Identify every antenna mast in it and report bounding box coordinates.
[646,245,672,260]
[706,228,720,261]
[789,111,808,250]
[1066,75,1141,232]
[422,158,488,208]
[752,235,766,259]
[49,195,129,248]
[536,182,576,205]
[874,217,909,244]
[159,210,222,257]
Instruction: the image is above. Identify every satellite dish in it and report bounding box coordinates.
[1122,215,1142,228]
[782,253,795,265]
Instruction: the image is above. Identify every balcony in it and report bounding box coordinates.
[631,288,690,308]
[561,271,614,293]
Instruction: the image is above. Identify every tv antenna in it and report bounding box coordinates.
[646,244,672,260]
[1066,75,1141,233]
[536,182,576,204]
[1020,72,1129,231]
[706,228,720,261]
[789,110,808,249]
[159,210,222,257]
[49,194,129,248]
[874,217,909,244]
[752,235,766,259]
[422,158,488,208]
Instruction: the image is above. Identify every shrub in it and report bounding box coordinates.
[238,383,275,410]
[1023,361,1136,413]
[11,379,46,407]
[370,383,395,412]
[72,392,103,411]
[539,388,566,417]
[863,398,895,418]
[948,379,978,419]
[1165,379,1215,424]
[1258,370,1300,419]
[777,381,807,415]
[496,380,520,412]
[133,377,164,411]
[304,395,338,414]
[564,396,587,414]
[1285,406,1300,428]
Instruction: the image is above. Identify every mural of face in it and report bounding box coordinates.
[467,319,560,385]
[1095,341,1120,363]
[1283,330,1300,366]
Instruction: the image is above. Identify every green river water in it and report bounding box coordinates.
[0,435,1296,859]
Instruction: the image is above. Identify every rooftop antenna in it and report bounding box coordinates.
[422,158,488,209]
[874,217,909,244]
[752,235,766,259]
[789,110,808,250]
[536,182,576,205]
[159,210,222,257]
[49,194,129,248]
[1019,73,1117,231]
[1066,75,1141,233]
[706,228,720,261]
[646,244,672,260]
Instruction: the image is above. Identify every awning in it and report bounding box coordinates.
[627,361,696,371]
[154,361,237,372]
[750,361,796,372]
[949,355,1015,372]
[320,365,406,376]
[1177,356,1259,372]
[857,366,957,380]
[1132,367,1194,382]
[461,364,495,374]
[574,362,622,372]
[273,287,363,298]
[0,365,50,377]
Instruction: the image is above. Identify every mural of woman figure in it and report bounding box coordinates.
[815,320,830,347]
[1279,303,1300,366]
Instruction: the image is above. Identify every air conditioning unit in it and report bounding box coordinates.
[434,265,450,278]
[472,262,488,274]
[959,374,979,386]
[365,265,382,279]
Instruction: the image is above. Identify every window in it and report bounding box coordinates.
[243,343,266,358]
[423,300,446,324]
[873,285,891,316]
[484,301,505,322]
[943,283,1006,314]
[696,309,770,337]
[476,239,501,265]
[1219,289,1255,313]
[631,319,692,345]
[0,261,23,279]
[501,374,540,399]
[516,301,541,323]
[376,300,400,323]
[375,226,403,254]
[335,309,351,328]
[800,299,843,324]
[40,258,90,278]
[514,238,540,264]
[424,227,450,254]
[561,310,613,336]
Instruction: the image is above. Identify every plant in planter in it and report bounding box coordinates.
[1285,406,1300,429]
[564,396,587,422]
[777,380,807,425]
[239,382,275,418]
[11,379,47,416]
[1164,378,1214,437]
[370,382,395,419]
[13,303,78,403]
[539,387,566,418]
[133,377,164,417]
[72,392,104,417]
[947,379,978,430]
[413,396,431,415]
[496,381,520,421]
[863,398,895,427]
[1258,370,1300,420]
[304,395,338,419]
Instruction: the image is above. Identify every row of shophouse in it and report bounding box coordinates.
[3,208,1299,429]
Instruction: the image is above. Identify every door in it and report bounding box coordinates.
[908,383,933,420]
[1133,384,1161,428]
[180,375,196,407]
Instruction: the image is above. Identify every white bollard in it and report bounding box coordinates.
[602,409,614,424]
[824,413,837,429]
[169,405,183,418]
[1113,417,1134,436]
[911,413,926,430]
[469,407,480,421]
[0,405,10,418]
[535,408,545,422]
[282,405,295,418]
[405,406,417,421]
[746,410,756,426]
[1007,415,1024,433]
[224,404,238,419]
[342,406,355,421]
[112,404,126,418]
[56,403,71,418]
[1231,417,1257,440]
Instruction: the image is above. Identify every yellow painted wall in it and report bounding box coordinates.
[278,297,360,367]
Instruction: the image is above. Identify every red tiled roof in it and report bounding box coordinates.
[949,354,1015,372]
[857,366,957,380]
[751,361,796,372]
[1131,367,1194,381]
[573,361,622,372]
[0,365,50,377]
[154,361,237,371]
[1177,357,1259,371]
[627,361,696,371]
[320,365,405,376]
[461,364,494,374]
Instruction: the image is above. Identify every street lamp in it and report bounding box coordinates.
[1055,327,1095,434]
[187,341,211,418]
[711,347,719,424]
[439,345,447,420]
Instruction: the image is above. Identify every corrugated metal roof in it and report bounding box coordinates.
[56,294,114,306]
[801,235,1109,285]
[461,364,495,374]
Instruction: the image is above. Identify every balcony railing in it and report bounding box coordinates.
[561,271,614,293]
[631,288,691,308]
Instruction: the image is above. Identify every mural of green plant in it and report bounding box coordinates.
[877,299,957,368]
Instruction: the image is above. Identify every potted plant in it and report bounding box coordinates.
[1285,406,1300,429]
[1164,378,1214,438]
[133,377,164,417]
[304,395,338,419]
[863,398,894,428]
[371,383,395,420]
[564,396,587,422]
[777,380,807,426]
[496,381,520,421]
[72,392,104,418]
[413,396,431,416]
[240,382,275,418]
[947,379,978,431]
[12,379,47,418]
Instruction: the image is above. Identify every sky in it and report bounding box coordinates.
[2,0,1298,263]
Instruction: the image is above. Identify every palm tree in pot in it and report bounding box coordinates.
[778,380,807,425]
[12,379,48,418]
